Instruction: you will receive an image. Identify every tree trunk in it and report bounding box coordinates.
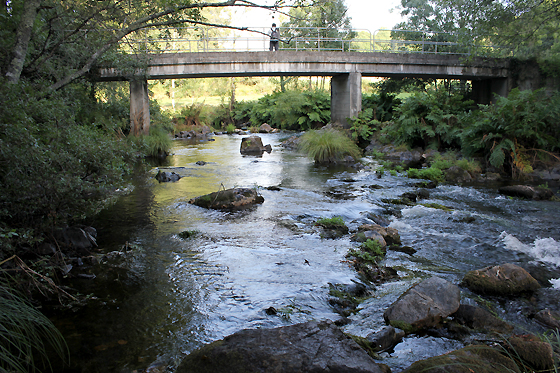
[5,0,41,84]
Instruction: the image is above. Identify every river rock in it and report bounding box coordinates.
[506,335,555,371]
[353,224,401,246]
[188,187,264,210]
[240,136,272,155]
[60,226,97,252]
[498,185,554,200]
[445,165,473,184]
[400,345,520,373]
[175,320,386,373]
[281,135,301,150]
[452,304,513,333]
[155,170,181,182]
[460,263,541,296]
[366,325,405,352]
[259,123,274,133]
[383,276,461,332]
[535,308,560,329]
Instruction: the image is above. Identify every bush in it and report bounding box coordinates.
[0,83,137,241]
[299,129,362,163]
[461,88,560,177]
[249,90,330,130]
[139,125,172,158]
[382,90,473,150]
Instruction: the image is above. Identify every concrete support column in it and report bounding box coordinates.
[471,78,508,105]
[130,79,150,136]
[330,72,362,127]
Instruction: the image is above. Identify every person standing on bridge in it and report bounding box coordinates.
[269,23,279,51]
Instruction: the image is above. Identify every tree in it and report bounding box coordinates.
[282,0,355,51]
[395,0,560,63]
[2,0,316,90]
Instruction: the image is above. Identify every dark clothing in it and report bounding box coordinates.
[269,28,279,51]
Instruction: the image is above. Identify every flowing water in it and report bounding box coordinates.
[53,133,560,372]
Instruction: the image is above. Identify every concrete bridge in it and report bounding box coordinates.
[98,51,510,135]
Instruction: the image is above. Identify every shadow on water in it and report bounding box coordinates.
[50,133,560,373]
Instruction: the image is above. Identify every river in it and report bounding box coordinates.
[53,132,560,372]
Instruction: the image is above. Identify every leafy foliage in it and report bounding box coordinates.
[382,89,473,150]
[461,88,560,177]
[0,83,137,239]
[299,129,362,163]
[247,90,330,130]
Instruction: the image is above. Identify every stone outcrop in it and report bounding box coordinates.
[383,276,461,332]
[535,308,560,329]
[240,136,272,155]
[188,187,264,210]
[176,321,387,373]
[460,263,541,296]
[498,185,554,200]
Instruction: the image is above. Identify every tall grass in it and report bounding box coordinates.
[299,129,362,163]
[0,279,68,372]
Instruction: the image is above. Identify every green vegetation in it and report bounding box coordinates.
[316,216,346,228]
[0,279,68,372]
[360,239,386,258]
[299,129,362,163]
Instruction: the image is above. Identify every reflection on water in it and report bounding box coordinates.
[53,133,560,373]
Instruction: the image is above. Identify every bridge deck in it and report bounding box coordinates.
[98,51,509,81]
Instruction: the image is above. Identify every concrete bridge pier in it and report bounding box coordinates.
[471,78,508,105]
[130,79,150,136]
[331,72,362,127]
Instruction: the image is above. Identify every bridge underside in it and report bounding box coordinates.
[98,51,510,132]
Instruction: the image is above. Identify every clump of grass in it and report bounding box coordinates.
[407,166,444,182]
[316,216,345,228]
[141,125,172,157]
[361,239,385,257]
[299,129,362,163]
[225,123,236,134]
[420,203,453,211]
[0,279,68,372]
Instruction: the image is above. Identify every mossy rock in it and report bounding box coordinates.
[189,187,264,210]
[401,345,520,373]
[461,263,540,296]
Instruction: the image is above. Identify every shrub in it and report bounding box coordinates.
[461,88,560,178]
[299,129,362,163]
[0,83,136,239]
[382,90,473,150]
[249,90,330,130]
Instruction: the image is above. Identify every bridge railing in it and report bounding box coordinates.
[119,27,503,56]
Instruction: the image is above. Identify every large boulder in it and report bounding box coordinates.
[498,185,554,200]
[383,276,461,332]
[460,263,541,296]
[352,224,401,248]
[188,187,264,210]
[240,136,272,155]
[176,320,387,373]
[400,345,520,373]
